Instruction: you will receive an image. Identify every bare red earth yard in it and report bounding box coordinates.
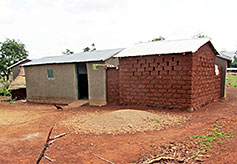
[0,87,236,164]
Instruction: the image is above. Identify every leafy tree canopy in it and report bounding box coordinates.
[151,36,165,42]
[0,38,28,80]
[230,55,237,68]
[62,49,74,55]
[83,43,96,52]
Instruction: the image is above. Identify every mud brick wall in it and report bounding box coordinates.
[106,68,120,105]
[118,53,193,109]
[191,43,221,108]
[106,42,222,110]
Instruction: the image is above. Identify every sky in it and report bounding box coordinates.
[0,0,236,59]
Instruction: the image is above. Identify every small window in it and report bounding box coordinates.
[149,71,151,76]
[47,69,54,78]
[177,61,179,66]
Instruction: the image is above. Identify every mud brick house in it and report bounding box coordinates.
[23,48,123,105]
[108,38,223,110]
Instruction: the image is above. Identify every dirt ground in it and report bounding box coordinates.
[0,87,236,164]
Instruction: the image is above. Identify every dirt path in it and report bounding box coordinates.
[0,87,236,163]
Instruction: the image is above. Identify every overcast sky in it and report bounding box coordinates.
[0,0,236,59]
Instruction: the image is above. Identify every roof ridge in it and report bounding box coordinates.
[135,38,210,45]
[73,48,124,55]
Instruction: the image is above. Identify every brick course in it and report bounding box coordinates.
[106,68,119,105]
[117,54,193,109]
[106,42,221,110]
[191,43,221,109]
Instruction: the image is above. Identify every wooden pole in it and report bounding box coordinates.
[36,127,67,164]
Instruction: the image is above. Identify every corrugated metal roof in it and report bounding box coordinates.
[115,38,210,58]
[23,48,124,66]
[220,51,236,60]
[216,54,232,61]
[7,59,31,69]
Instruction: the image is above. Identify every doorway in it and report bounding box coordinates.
[76,63,88,99]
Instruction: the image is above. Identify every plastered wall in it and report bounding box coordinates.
[24,63,78,104]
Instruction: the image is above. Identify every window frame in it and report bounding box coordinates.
[47,69,54,79]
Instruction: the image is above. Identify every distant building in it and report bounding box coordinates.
[215,54,232,97]
[227,68,237,73]
[220,51,236,61]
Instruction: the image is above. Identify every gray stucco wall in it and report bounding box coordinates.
[105,57,119,66]
[86,57,118,106]
[86,62,106,106]
[24,63,78,104]
[215,57,227,98]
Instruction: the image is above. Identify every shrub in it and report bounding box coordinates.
[0,81,11,96]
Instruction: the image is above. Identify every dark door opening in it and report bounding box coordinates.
[76,63,88,99]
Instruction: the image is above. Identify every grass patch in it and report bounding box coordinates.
[226,74,237,87]
[192,123,235,151]
[3,98,17,103]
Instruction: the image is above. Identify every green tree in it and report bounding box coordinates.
[151,36,165,42]
[83,47,90,52]
[230,55,237,68]
[83,43,96,52]
[62,49,74,55]
[0,39,28,80]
